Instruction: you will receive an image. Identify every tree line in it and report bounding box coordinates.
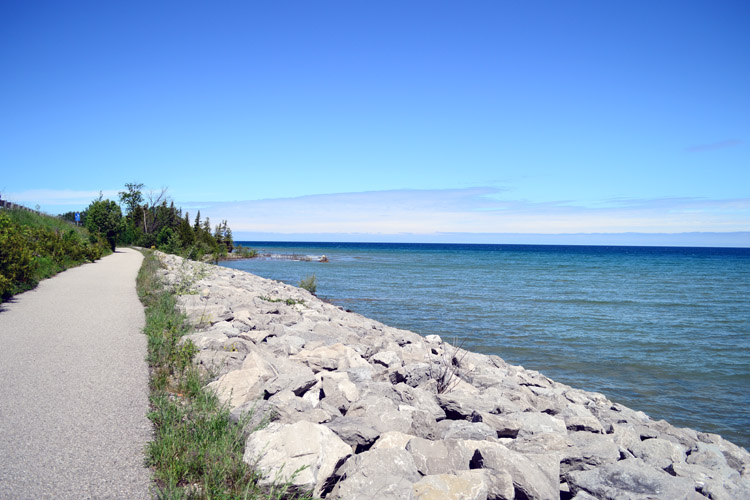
[64,183,234,261]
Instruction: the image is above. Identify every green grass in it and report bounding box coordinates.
[137,250,314,500]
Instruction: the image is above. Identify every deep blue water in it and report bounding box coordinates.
[222,242,750,449]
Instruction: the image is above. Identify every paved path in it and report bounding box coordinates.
[0,248,152,500]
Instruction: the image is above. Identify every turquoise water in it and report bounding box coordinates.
[221,242,750,449]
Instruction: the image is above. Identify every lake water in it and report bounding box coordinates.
[221,242,750,450]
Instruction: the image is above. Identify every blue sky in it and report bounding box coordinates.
[2,1,748,245]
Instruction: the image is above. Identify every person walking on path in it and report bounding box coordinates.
[0,247,152,499]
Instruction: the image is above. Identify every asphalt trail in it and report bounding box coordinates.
[0,248,152,499]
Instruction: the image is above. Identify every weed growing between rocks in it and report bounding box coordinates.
[259,295,306,306]
[137,250,313,500]
[428,338,470,394]
[298,274,317,295]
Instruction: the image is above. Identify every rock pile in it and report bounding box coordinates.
[156,252,750,499]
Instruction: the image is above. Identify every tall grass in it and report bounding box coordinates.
[136,250,313,500]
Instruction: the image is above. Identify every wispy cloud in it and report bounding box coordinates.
[687,139,743,152]
[185,188,750,236]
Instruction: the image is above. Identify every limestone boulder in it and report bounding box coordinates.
[325,416,380,452]
[371,431,416,451]
[512,412,567,438]
[412,471,491,500]
[392,383,446,421]
[562,432,622,473]
[435,419,495,441]
[243,421,351,497]
[193,350,244,377]
[470,411,521,438]
[371,350,402,368]
[182,329,229,350]
[263,371,317,399]
[405,438,475,475]
[629,437,687,469]
[565,415,606,434]
[178,294,233,325]
[207,365,274,408]
[346,395,413,435]
[458,440,560,500]
[327,448,421,500]
[291,343,369,372]
[566,459,704,500]
[266,390,314,423]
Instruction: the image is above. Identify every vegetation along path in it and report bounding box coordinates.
[0,247,151,500]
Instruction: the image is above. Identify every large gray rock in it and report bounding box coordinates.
[371,431,416,451]
[412,471,491,500]
[405,438,475,475]
[266,390,314,423]
[470,411,521,438]
[563,432,622,473]
[325,416,380,452]
[292,343,369,372]
[371,350,402,368]
[435,419,495,441]
[207,364,275,408]
[458,440,560,500]
[346,396,413,435]
[566,459,704,500]
[178,294,233,325]
[243,420,351,497]
[263,370,317,398]
[437,391,505,419]
[392,383,446,421]
[629,437,687,469]
[193,349,245,377]
[512,412,568,438]
[328,448,421,500]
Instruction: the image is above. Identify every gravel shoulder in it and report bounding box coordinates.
[0,248,151,500]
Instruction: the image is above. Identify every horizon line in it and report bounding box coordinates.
[231,231,750,249]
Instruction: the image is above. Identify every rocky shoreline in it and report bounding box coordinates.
[156,252,749,499]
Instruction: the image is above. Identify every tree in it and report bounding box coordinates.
[178,213,194,246]
[193,211,201,232]
[118,183,144,217]
[85,198,122,252]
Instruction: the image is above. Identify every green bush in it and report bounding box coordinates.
[299,274,317,294]
[0,212,34,298]
[0,209,110,301]
[85,198,122,252]
[235,244,259,258]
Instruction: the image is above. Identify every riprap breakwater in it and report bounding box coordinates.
[157,252,750,500]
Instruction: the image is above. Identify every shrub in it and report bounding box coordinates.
[235,244,259,258]
[0,209,110,301]
[85,198,122,252]
[299,274,317,294]
[0,213,34,298]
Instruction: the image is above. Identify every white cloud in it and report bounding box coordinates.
[184,188,750,236]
